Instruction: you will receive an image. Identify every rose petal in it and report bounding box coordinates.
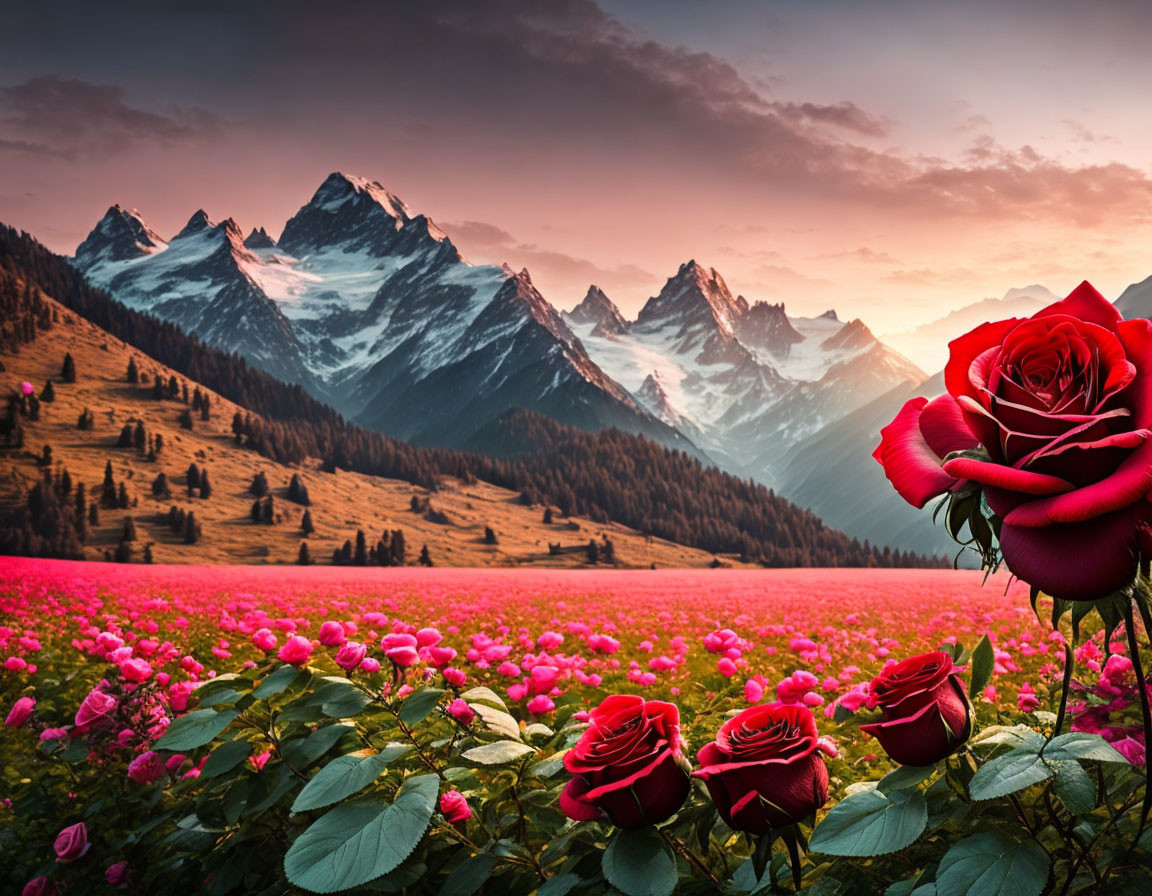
[874,397,969,509]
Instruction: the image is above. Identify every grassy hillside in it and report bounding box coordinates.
[0,292,735,567]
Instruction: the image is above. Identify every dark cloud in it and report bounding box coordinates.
[0,76,223,158]
[770,101,891,137]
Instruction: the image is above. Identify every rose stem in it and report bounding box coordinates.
[1123,599,1152,837]
[1052,640,1074,737]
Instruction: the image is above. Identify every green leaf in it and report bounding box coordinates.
[1043,732,1129,764]
[201,739,253,779]
[437,854,496,896]
[877,764,937,794]
[460,686,507,709]
[969,725,1045,751]
[155,709,238,752]
[1050,760,1097,815]
[461,741,536,765]
[283,774,438,893]
[310,677,372,718]
[602,828,677,896]
[282,723,354,769]
[253,664,307,699]
[808,788,927,857]
[935,832,1050,896]
[293,746,411,813]
[399,688,445,726]
[536,873,581,896]
[471,703,523,740]
[969,635,994,698]
[968,747,1051,801]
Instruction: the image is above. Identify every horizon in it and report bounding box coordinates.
[4,1,1152,334]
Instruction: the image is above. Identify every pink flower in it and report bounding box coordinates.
[22,877,57,896]
[40,727,67,741]
[252,629,278,652]
[527,695,556,714]
[427,646,457,667]
[359,657,381,674]
[54,822,89,863]
[717,657,737,677]
[335,641,367,671]
[443,667,466,687]
[75,688,117,729]
[277,635,313,667]
[440,790,472,823]
[20,381,34,396]
[416,627,443,648]
[446,698,475,725]
[5,696,35,727]
[251,751,271,771]
[119,657,153,682]
[386,646,419,667]
[106,861,130,888]
[318,621,347,647]
[127,750,165,785]
[744,679,764,704]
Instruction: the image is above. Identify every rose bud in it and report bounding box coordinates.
[22,878,57,896]
[318,621,347,647]
[54,822,90,863]
[5,696,35,728]
[440,789,472,824]
[446,698,475,725]
[693,703,829,833]
[861,651,972,766]
[106,861,130,888]
[334,641,367,671]
[560,695,690,829]
[75,688,117,730]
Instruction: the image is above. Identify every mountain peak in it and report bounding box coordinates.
[818,309,839,322]
[736,300,804,358]
[308,171,411,221]
[74,205,167,268]
[244,227,277,250]
[820,317,875,352]
[176,209,214,239]
[635,260,748,337]
[566,285,628,336]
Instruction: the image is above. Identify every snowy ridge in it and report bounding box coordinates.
[71,173,684,452]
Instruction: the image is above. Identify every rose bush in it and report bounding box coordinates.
[875,282,1152,601]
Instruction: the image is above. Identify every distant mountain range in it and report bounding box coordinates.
[67,172,1146,559]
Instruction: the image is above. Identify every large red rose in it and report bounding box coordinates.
[560,694,690,829]
[874,282,1152,600]
[861,651,971,766]
[693,703,829,833]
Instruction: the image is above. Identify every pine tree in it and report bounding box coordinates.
[484,526,498,545]
[76,408,94,430]
[200,394,211,422]
[133,420,146,451]
[297,542,312,566]
[117,483,130,509]
[390,529,406,566]
[199,470,212,500]
[586,539,600,564]
[41,380,55,402]
[543,507,554,525]
[143,543,154,564]
[114,539,133,563]
[37,444,52,467]
[250,471,269,498]
[88,503,99,525]
[354,530,368,566]
[152,473,170,498]
[61,353,76,383]
[118,424,134,448]
[183,512,201,544]
[178,408,193,430]
[102,460,116,506]
[301,508,315,535]
[126,358,139,383]
[122,517,137,541]
[418,545,433,567]
[287,473,311,505]
[186,463,201,494]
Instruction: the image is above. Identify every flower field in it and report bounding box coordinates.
[2,557,1150,894]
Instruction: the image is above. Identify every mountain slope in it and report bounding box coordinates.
[72,173,688,453]
[2,223,943,567]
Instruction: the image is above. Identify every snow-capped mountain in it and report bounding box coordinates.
[882,285,1058,372]
[563,261,926,481]
[72,173,689,451]
[567,285,627,336]
[1116,275,1152,320]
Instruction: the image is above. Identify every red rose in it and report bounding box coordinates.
[861,651,971,766]
[560,694,690,829]
[693,703,829,833]
[875,282,1152,601]
[53,822,90,863]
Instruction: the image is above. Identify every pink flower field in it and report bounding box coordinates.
[3,557,1148,895]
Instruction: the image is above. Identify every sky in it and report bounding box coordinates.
[3,0,1152,334]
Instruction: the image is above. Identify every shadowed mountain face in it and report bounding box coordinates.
[72,173,689,453]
